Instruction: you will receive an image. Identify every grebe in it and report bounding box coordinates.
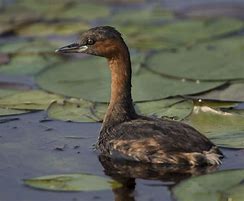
[56,26,223,166]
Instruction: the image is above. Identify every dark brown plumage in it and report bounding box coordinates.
[56,26,223,166]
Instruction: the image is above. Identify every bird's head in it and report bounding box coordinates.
[56,26,125,58]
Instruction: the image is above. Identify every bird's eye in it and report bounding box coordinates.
[87,38,95,45]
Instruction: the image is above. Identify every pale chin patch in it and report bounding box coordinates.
[78,45,88,52]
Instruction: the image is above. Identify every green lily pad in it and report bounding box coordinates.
[113,18,243,50]
[0,39,63,54]
[193,82,244,102]
[36,56,224,102]
[0,4,40,23]
[55,3,110,21]
[221,183,244,201]
[0,40,62,75]
[47,99,107,122]
[0,90,63,110]
[0,107,29,116]
[24,173,122,191]
[47,98,193,122]
[0,54,60,75]
[16,21,90,37]
[173,169,244,201]
[146,37,244,81]
[0,89,23,98]
[114,24,180,50]
[136,98,193,120]
[159,18,243,45]
[112,7,173,24]
[15,0,67,19]
[184,105,244,148]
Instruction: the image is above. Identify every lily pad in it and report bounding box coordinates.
[173,169,244,201]
[47,98,193,122]
[0,107,29,116]
[146,37,244,81]
[0,40,62,75]
[193,82,244,102]
[184,105,244,148]
[114,18,243,50]
[136,98,193,120]
[47,99,107,122]
[0,4,40,23]
[56,3,110,21]
[0,89,22,98]
[16,21,90,37]
[159,18,243,45]
[111,7,173,24]
[15,0,67,19]
[36,56,224,102]
[221,182,244,201]
[0,90,63,110]
[24,173,122,191]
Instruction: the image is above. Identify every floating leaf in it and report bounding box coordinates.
[146,37,244,81]
[24,173,122,191]
[136,98,193,120]
[184,105,244,148]
[159,18,243,45]
[47,99,107,122]
[58,3,110,21]
[16,21,90,37]
[36,56,224,102]
[0,39,62,54]
[173,169,244,201]
[0,4,40,23]
[193,82,244,102]
[47,98,193,122]
[111,7,173,24]
[221,182,244,201]
[0,40,62,75]
[176,3,244,19]
[0,90,63,110]
[15,0,67,19]
[114,18,243,50]
[0,107,29,116]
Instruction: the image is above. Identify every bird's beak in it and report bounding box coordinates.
[55,43,88,53]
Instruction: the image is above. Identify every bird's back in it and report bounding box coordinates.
[98,117,223,166]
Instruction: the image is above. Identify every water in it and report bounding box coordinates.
[0,112,243,201]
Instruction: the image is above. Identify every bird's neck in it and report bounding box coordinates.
[103,44,137,127]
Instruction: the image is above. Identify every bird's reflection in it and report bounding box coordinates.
[99,155,218,201]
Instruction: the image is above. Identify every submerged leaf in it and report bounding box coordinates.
[36,56,223,102]
[24,173,122,191]
[184,105,244,148]
[173,169,244,201]
[0,90,63,110]
[146,37,244,81]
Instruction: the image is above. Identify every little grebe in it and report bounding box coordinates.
[56,26,223,166]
